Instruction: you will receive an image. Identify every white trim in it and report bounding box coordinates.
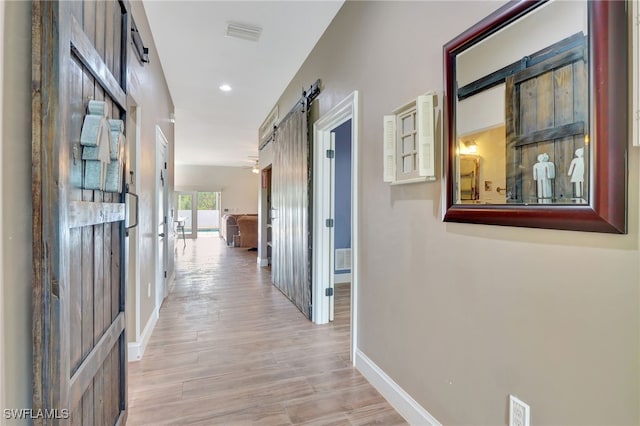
[355,350,441,426]
[126,101,142,342]
[128,306,159,362]
[257,257,269,267]
[312,90,359,363]
[334,273,351,284]
[390,176,436,186]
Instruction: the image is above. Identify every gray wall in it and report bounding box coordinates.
[1,1,175,419]
[271,2,639,424]
[1,1,32,418]
[129,0,176,345]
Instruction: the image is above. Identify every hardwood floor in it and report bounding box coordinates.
[127,236,406,425]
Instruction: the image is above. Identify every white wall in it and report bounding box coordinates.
[269,1,639,424]
[175,164,259,214]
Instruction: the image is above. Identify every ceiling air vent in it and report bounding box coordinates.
[225,22,262,42]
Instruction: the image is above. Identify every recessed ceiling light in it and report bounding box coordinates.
[219,84,232,92]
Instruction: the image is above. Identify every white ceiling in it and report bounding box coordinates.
[142,0,344,167]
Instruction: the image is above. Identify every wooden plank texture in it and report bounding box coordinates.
[69,201,125,228]
[69,313,125,412]
[513,46,586,85]
[70,15,127,110]
[513,122,585,147]
[69,52,84,377]
[33,0,128,424]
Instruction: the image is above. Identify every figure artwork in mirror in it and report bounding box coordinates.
[533,153,555,204]
[568,148,585,198]
[443,0,627,233]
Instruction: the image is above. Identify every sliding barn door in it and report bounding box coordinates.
[505,34,588,203]
[32,1,129,424]
[272,103,312,319]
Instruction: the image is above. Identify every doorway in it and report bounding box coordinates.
[177,191,197,238]
[176,191,221,239]
[312,91,359,362]
[196,191,221,237]
[156,126,169,309]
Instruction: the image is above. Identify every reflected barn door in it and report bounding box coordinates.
[505,33,588,203]
[32,1,129,424]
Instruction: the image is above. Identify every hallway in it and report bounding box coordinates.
[127,237,406,425]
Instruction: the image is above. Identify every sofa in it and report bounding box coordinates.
[236,215,258,249]
[220,214,239,246]
[220,213,258,247]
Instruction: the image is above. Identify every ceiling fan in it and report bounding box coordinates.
[241,157,260,174]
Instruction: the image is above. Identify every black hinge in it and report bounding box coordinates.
[325,288,334,297]
[326,149,335,159]
[164,162,167,169]
[164,271,167,278]
[325,218,334,228]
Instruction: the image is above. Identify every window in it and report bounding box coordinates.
[383,93,437,184]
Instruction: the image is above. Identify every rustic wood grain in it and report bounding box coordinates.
[519,78,538,200]
[83,0,96,44]
[33,0,128,423]
[554,64,576,200]
[95,1,106,65]
[82,382,94,426]
[513,46,585,85]
[69,201,125,228]
[505,75,517,199]
[71,15,127,111]
[113,1,123,86]
[69,54,84,377]
[105,1,114,76]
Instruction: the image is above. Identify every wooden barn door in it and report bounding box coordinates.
[505,34,588,203]
[32,1,129,424]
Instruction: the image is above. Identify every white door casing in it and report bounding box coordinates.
[312,91,359,363]
[156,126,169,309]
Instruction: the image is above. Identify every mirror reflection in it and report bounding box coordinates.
[454,0,589,205]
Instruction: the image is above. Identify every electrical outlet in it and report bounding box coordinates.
[147,282,151,298]
[509,395,530,426]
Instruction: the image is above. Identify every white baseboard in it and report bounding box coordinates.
[258,257,269,267]
[355,349,441,426]
[334,273,351,284]
[128,306,159,362]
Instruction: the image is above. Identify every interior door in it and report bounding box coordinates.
[32,1,129,424]
[156,130,169,306]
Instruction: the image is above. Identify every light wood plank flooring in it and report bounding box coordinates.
[127,236,406,425]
